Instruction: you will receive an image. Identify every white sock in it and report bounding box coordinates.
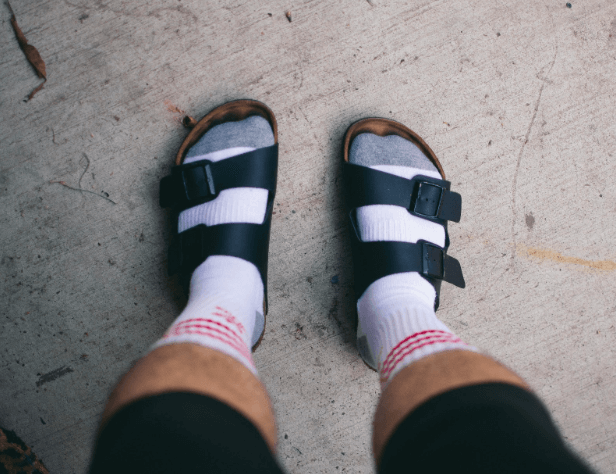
[354,159,476,387]
[153,147,269,374]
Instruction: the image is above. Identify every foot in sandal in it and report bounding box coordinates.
[156,100,279,373]
[343,118,476,385]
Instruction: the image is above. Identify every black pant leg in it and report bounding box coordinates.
[90,392,284,474]
[379,383,594,474]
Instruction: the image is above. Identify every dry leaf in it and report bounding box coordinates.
[10,17,46,78]
[28,81,45,100]
[7,0,47,100]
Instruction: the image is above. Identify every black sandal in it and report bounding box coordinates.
[159,100,278,351]
[343,118,465,367]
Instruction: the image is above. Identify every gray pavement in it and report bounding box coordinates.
[1,0,615,472]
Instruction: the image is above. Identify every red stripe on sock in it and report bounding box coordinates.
[169,322,243,348]
[383,333,463,371]
[381,337,467,379]
[166,324,252,361]
[381,334,462,375]
[173,323,246,349]
[381,333,459,373]
[381,330,453,371]
[164,327,253,363]
[174,318,245,346]
[213,306,246,334]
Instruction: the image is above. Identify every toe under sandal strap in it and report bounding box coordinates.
[345,163,464,310]
[160,145,278,211]
[160,144,278,309]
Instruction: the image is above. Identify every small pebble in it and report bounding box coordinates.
[566,2,572,7]
[285,11,292,22]
[331,275,339,284]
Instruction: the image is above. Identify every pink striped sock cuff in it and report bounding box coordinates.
[379,330,476,385]
[153,315,256,374]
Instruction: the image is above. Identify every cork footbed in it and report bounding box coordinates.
[342,118,446,179]
[173,100,278,351]
[175,99,278,166]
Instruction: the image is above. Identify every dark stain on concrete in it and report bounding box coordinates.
[0,173,8,197]
[36,366,74,387]
[1,255,16,268]
[525,213,535,230]
[294,322,307,340]
[328,296,346,331]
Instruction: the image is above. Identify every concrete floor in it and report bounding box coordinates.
[1,0,615,472]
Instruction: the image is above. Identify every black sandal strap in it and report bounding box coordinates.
[350,233,465,308]
[162,144,278,310]
[351,237,465,289]
[167,212,274,312]
[344,163,461,224]
[160,145,278,211]
[345,163,465,309]
[168,218,272,285]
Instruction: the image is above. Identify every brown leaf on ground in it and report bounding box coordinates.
[10,17,46,78]
[27,80,45,100]
[7,0,47,100]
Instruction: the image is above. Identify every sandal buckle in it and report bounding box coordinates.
[411,181,444,218]
[180,161,217,203]
[421,242,444,280]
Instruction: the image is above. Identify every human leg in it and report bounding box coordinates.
[343,118,594,473]
[90,346,282,474]
[373,350,526,462]
[99,344,278,448]
[90,101,283,473]
[375,353,593,473]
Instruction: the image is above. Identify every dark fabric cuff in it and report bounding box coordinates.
[90,392,284,474]
[380,382,594,474]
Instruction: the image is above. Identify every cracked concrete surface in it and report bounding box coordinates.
[1,0,616,472]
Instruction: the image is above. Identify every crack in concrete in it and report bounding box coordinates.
[510,46,558,268]
[63,0,198,23]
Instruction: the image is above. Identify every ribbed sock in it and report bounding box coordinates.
[350,132,476,387]
[153,116,275,374]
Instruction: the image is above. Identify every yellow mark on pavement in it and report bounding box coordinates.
[517,245,616,271]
